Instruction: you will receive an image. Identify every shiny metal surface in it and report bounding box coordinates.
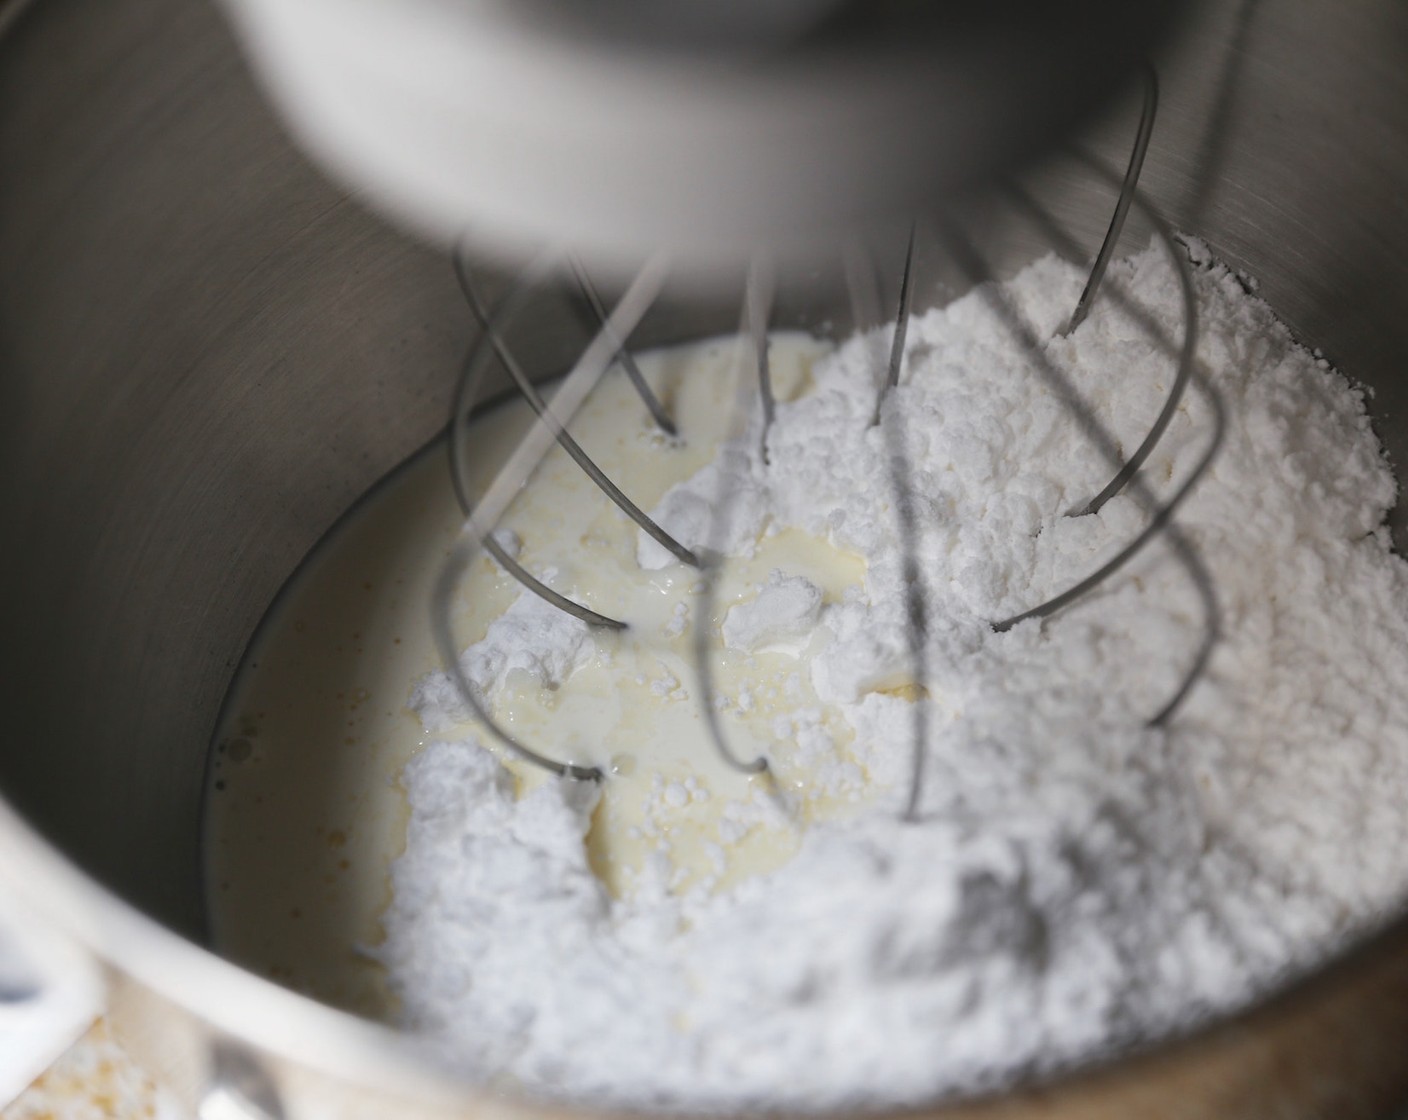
[4,0,1408,1116]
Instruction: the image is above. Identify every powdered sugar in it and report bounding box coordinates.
[408,571,592,732]
[722,570,822,654]
[384,240,1408,1111]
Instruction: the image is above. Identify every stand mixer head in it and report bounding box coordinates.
[214,0,1192,277]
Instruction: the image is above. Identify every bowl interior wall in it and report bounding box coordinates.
[1,0,1407,954]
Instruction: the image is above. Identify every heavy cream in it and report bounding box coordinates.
[204,332,855,1014]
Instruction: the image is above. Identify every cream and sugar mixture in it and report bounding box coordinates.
[210,239,1408,1111]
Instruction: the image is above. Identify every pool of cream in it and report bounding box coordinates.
[202,332,873,1018]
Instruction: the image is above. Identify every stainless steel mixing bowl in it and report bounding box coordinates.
[5,0,1408,1116]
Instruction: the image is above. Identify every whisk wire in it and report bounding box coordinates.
[942,216,1223,728]
[880,343,932,823]
[691,261,780,778]
[453,251,701,569]
[692,552,772,777]
[1003,178,1199,526]
[746,257,778,463]
[871,223,917,427]
[1065,63,1160,338]
[569,254,678,436]
[434,63,1219,802]
[449,253,627,631]
[433,255,670,780]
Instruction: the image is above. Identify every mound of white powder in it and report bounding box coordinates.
[385,240,1408,1111]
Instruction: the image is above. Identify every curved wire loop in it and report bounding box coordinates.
[433,253,669,780]
[1009,171,1197,520]
[452,252,700,570]
[870,223,917,428]
[1065,63,1160,338]
[880,369,931,822]
[940,209,1224,729]
[866,73,1214,818]
[692,552,770,777]
[1058,67,1194,517]
[747,256,777,463]
[449,252,626,631]
[690,262,778,778]
[847,226,931,820]
[990,172,1221,639]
